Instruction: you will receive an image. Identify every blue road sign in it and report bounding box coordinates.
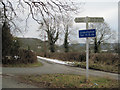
[79,29,96,38]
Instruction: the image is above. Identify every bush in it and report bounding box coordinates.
[2,49,37,65]
[38,52,86,62]
[18,49,37,64]
[38,52,119,66]
[37,52,119,73]
[90,53,119,65]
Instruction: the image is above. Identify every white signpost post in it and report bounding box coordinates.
[75,16,104,81]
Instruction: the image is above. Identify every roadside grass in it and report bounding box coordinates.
[72,62,118,74]
[19,74,119,88]
[38,52,119,74]
[3,61,43,67]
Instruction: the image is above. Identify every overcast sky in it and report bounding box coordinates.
[16,0,119,44]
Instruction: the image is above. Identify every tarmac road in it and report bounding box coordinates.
[2,58,120,88]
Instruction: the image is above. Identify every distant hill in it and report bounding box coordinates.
[67,43,117,53]
[17,38,49,53]
[17,37,117,53]
[58,43,117,53]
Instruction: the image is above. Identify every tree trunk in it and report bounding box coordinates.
[94,37,98,53]
[47,30,58,53]
[50,42,55,53]
[64,25,69,53]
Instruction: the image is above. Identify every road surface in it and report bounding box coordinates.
[2,58,120,88]
[2,74,37,88]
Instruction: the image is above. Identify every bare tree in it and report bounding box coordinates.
[0,0,21,32]
[39,16,61,53]
[1,0,83,54]
[1,0,81,31]
[113,43,119,53]
[64,24,69,52]
[62,15,73,52]
[89,22,114,53]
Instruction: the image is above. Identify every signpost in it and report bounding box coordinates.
[75,16,104,81]
[79,29,96,38]
[74,17,104,23]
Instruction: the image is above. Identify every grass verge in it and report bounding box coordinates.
[19,74,119,88]
[3,61,43,67]
[38,52,119,74]
[73,62,118,74]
